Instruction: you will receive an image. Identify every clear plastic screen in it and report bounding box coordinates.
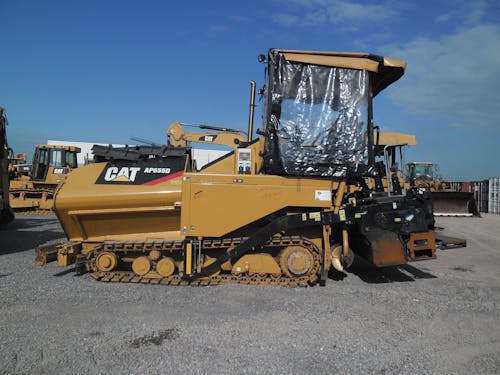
[266,58,370,177]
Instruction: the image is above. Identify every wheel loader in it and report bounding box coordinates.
[407,161,480,217]
[0,107,14,226]
[9,144,80,213]
[36,49,437,286]
[373,135,479,218]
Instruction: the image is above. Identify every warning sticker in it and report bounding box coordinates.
[314,190,331,201]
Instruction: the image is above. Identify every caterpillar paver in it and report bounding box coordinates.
[36,49,436,286]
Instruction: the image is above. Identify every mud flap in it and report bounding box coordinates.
[350,229,407,267]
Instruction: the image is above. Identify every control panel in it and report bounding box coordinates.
[237,149,252,174]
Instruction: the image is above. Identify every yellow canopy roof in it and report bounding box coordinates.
[36,144,81,153]
[377,132,417,147]
[270,49,407,96]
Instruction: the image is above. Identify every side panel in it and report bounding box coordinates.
[181,173,339,238]
[55,162,184,242]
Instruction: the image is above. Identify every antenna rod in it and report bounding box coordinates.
[197,124,242,133]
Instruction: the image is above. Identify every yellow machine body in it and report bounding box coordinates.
[37,49,437,286]
[47,130,435,286]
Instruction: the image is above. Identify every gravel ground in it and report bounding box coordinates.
[1,214,499,375]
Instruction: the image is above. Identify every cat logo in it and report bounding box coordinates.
[198,135,217,142]
[53,168,65,174]
[104,166,141,182]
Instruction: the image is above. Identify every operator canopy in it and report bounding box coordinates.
[263,49,406,177]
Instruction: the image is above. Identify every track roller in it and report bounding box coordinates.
[279,246,314,278]
[156,257,176,277]
[132,256,152,276]
[95,252,118,272]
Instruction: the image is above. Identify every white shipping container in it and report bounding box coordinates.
[489,177,500,214]
[471,180,489,213]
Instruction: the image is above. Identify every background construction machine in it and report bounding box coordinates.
[9,144,80,213]
[374,135,467,248]
[407,161,480,217]
[36,49,437,287]
[166,122,247,149]
[8,152,31,178]
[0,107,14,226]
[372,131,417,195]
[373,134,479,218]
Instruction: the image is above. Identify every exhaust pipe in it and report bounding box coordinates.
[247,81,256,142]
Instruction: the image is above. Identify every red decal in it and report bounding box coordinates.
[142,171,184,186]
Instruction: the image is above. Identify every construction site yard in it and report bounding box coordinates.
[1,215,499,375]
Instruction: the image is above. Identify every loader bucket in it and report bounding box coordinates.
[431,191,480,217]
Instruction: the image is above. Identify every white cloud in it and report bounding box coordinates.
[462,0,492,25]
[382,24,500,133]
[434,0,499,25]
[208,24,229,33]
[326,1,397,24]
[272,13,299,27]
[272,0,400,27]
[435,13,451,23]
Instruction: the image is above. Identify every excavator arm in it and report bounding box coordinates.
[167,122,247,149]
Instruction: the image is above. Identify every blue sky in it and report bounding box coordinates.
[1,0,499,180]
